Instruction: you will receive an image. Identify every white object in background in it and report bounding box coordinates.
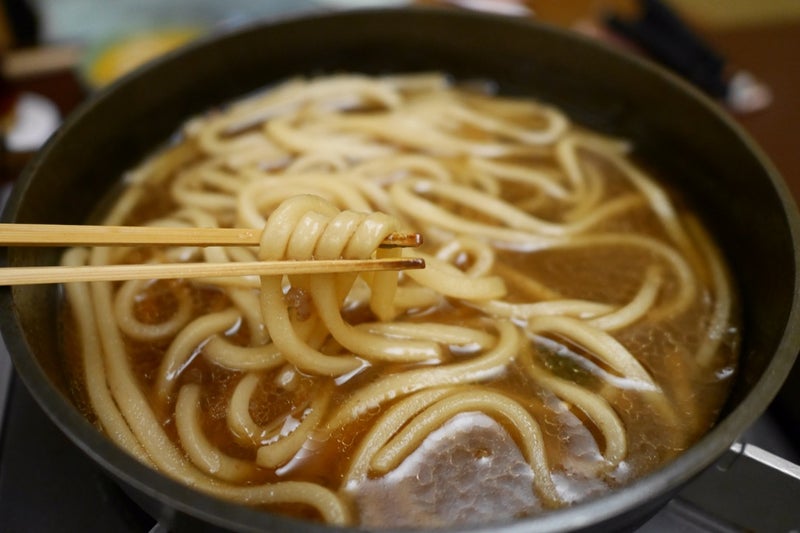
[726,70,773,114]
[441,0,533,16]
[314,0,410,6]
[5,93,61,153]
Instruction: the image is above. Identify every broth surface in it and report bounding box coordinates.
[60,73,739,528]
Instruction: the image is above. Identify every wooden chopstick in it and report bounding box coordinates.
[0,257,426,285]
[0,224,423,248]
[0,223,426,285]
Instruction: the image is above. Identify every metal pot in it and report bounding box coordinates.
[1,8,798,532]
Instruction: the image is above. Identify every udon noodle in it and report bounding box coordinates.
[61,73,739,528]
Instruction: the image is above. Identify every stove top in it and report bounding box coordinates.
[1,334,798,532]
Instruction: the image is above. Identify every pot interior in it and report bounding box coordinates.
[1,8,798,532]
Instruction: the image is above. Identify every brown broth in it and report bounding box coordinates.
[58,80,740,528]
[62,235,738,524]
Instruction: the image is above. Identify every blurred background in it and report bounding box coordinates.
[0,0,797,194]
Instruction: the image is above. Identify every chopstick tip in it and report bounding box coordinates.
[380,232,423,248]
[407,257,425,270]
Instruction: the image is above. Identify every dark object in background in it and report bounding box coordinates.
[3,0,38,47]
[605,0,727,98]
[0,0,39,182]
[603,0,772,114]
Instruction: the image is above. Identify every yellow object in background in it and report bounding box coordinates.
[84,27,202,88]
[668,0,800,28]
